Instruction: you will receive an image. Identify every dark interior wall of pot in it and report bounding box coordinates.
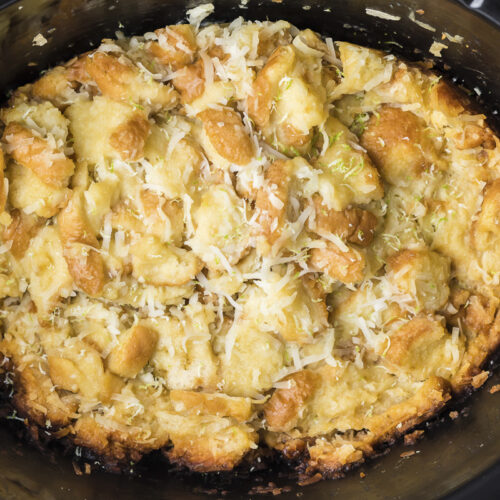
[0,1,500,499]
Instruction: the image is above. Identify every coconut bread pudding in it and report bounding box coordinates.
[0,11,499,479]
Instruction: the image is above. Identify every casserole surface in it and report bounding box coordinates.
[0,10,499,480]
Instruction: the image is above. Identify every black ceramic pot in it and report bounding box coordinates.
[0,1,500,498]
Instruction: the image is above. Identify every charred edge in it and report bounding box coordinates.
[0,352,499,493]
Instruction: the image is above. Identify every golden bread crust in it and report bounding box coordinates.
[0,19,499,482]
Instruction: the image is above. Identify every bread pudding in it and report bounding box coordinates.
[0,12,499,480]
